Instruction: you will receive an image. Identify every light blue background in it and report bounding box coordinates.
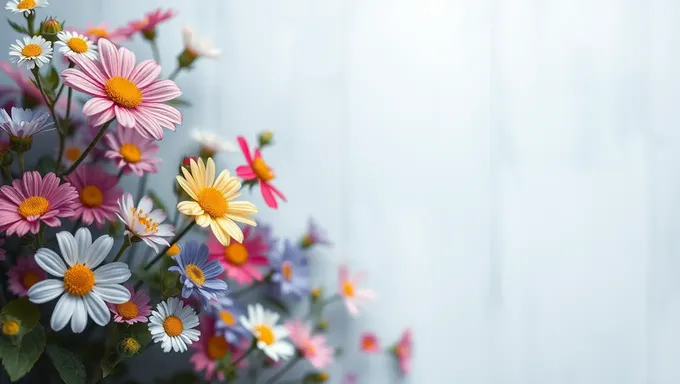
[2,0,678,383]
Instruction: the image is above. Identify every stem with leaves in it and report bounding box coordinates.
[62,120,112,176]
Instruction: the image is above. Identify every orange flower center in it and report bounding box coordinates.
[362,337,375,350]
[282,261,293,281]
[80,185,103,207]
[67,37,88,53]
[255,324,275,345]
[197,187,228,218]
[88,27,109,38]
[303,341,317,356]
[120,143,142,163]
[224,243,248,266]
[116,301,139,319]
[206,335,229,360]
[185,264,206,285]
[18,196,49,218]
[2,320,20,336]
[63,264,95,296]
[22,271,40,289]
[166,244,180,257]
[65,146,81,161]
[342,281,355,297]
[132,207,159,233]
[163,315,183,337]
[135,18,150,29]
[251,158,275,182]
[20,44,42,58]
[104,76,143,109]
[16,0,36,10]
[219,310,236,326]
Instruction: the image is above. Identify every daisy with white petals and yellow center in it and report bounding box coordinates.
[176,157,258,246]
[5,0,48,14]
[117,193,174,252]
[148,297,200,353]
[55,31,98,60]
[9,35,53,70]
[240,303,295,362]
[27,228,132,333]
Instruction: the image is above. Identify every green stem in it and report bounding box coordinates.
[224,345,256,376]
[116,168,124,180]
[168,67,181,81]
[1,166,12,182]
[65,87,73,121]
[62,120,112,176]
[55,73,75,173]
[143,221,196,271]
[150,39,161,63]
[112,237,132,262]
[17,152,25,173]
[26,12,35,35]
[261,357,300,384]
[32,68,66,139]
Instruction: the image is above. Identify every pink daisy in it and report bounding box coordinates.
[61,38,182,140]
[236,136,286,209]
[207,225,273,286]
[190,315,248,381]
[107,285,151,324]
[7,257,45,297]
[81,23,129,44]
[360,332,380,353]
[338,265,376,317]
[103,124,160,176]
[0,172,78,237]
[65,164,122,227]
[0,61,66,110]
[285,319,334,369]
[393,328,413,375]
[123,8,177,39]
[0,239,6,261]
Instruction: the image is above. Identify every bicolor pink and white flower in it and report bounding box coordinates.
[117,193,174,252]
[236,136,286,209]
[207,225,273,285]
[393,328,413,375]
[286,319,334,369]
[0,171,78,236]
[7,257,45,297]
[65,165,122,227]
[103,125,160,176]
[107,285,151,324]
[124,8,176,39]
[61,38,182,140]
[360,332,380,353]
[338,265,376,317]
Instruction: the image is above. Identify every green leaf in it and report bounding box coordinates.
[1,298,41,340]
[147,190,168,213]
[126,323,151,348]
[263,296,289,315]
[45,344,86,384]
[161,270,181,299]
[165,98,192,107]
[44,66,60,92]
[7,19,28,34]
[36,156,57,176]
[0,323,46,381]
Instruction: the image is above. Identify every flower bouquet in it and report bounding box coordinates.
[0,2,411,383]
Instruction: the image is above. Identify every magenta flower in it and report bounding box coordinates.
[190,315,248,381]
[0,172,78,236]
[7,257,45,297]
[107,285,151,324]
[360,332,380,353]
[0,61,66,110]
[286,319,334,369]
[393,328,413,375]
[61,38,182,140]
[236,136,286,209]
[338,265,376,317]
[123,8,177,39]
[103,125,160,176]
[207,225,273,286]
[65,165,122,227]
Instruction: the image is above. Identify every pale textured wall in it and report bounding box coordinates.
[2,0,679,383]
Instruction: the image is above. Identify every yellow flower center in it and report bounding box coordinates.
[104,76,143,109]
[303,341,317,356]
[120,143,142,163]
[88,27,108,38]
[65,146,81,161]
[197,187,228,218]
[22,271,40,289]
[20,44,42,58]
[301,234,313,248]
[167,244,180,257]
[121,337,141,354]
[342,281,355,297]
[254,324,275,345]
[163,315,183,337]
[206,335,229,360]
[80,185,104,207]
[135,18,150,29]
[311,287,322,299]
[18,196,49,218]
[185,264,205,285]
[131,207,159,233]
[251,158,275,182]
[318,372,329,382]
[224,243,248,266]
[2,320,20,336]
[16,0,35,10]
[63,264,95,296]
[219,310,236,326]
[282,261,293,281]
[116,301,139,319]
[67,37,88,53]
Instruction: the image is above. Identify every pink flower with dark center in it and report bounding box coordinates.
[104,125,160,176]
[0,172,78,236]
[61,38,182,140]
[65,164,122,227]
[206,225,273,285]
[107,285,151,324]
[123,8,177,38]
[7,257,45,297]
[286,319,334,369]
[236,136,286,209]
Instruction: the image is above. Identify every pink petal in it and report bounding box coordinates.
[73,55,107,85]
[118,47,136,78]
[129,60,161,88]
[260,183,278,209]
[236,165,256,179]
[98,39,120,78]
[83,98,114,116]
[62,69,106,97]
[114,106,135,128]
[267,183,287,202]
[129,109,163,140]
[237,136,253,163]
[88,107,116,127]
[141,103,182,124]
[141,80,181,102]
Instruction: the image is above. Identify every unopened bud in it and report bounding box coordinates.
[311,287,322,301]
[40,18,63,42]
[177,49,198,69]
[315,319,329,331]
[120,337,141,355]
[258,131,274,148]
[9,136,32,153]
[142,28,156,42]
[1,148,14,167]
[304,372,330,383]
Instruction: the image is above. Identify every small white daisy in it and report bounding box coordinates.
[240,303,295,362]
[181,26,221,58]
[9,35,52,70]
[55,31,97,60]
[27,228,132,333]
[0,107,54,138]
[148,297,200,353]
[116,193,175,252]
[191,129,237,156]
[5,0,48,14]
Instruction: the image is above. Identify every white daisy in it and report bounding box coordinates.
[0,107,54,138]
[9,35,52,70]
[239,303,295,362]
[148,297,200,353]
[181,26,221,58]
[5,0,48,14]
[191,129,237,156]
[27,228,132,333]
[55,31,97,60]
[116,193,175,252]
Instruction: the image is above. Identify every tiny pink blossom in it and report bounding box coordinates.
[236,136,286,209]
[65,164,122,228]
[107,285,151,324]
[360,332,380,353]
[123,8,176,38]
[285,319,334,369]
[7,257,45,297]
[394,328,413,375]
[207,225,272,286]
[103,125,160,176]
[338,265,376,317]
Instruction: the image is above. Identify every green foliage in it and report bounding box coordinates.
[36,155,57,176]
[161,269,181,299]
[100,322,152,378]
[7,19,28,34]
[45,344,87,384]
[263,296,289,315]
[44,66,60,92]
[0,323,46,381]
[0,298,41,341]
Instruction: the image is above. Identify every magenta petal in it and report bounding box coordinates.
[267,183,287,201]
[88,108,116,127]
[260,183,278,209]
[237,136,253,164]
[98,39,120,78]
[83,98,114,116]
[129,59,161,88]
[62,69,106,97]
[236,165,256,179]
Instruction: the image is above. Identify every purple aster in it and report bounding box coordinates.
[269,240,310,301]
[301,217,331,248]
[206,295,249,344]
[169,241,228,305]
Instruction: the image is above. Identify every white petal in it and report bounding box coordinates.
[71,297,88,333]
[34,248,67,277]
[50,294,75,331]
[84,234,114,268]
[28,279,64,304]
[74,227,92,264]
[94,262,131,284]
[92,284,130,304]
[57,231,77,267]
[84,292,110,326]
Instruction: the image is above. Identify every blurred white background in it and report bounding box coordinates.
[3,0,680,383]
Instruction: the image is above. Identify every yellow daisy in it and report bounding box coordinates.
[176,157,257,246]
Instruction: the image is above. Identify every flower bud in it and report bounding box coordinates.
[177,49,198,69]
[311,287,322,301]
[166,243,181,257]
[315,319,329,332]
[142,28,156,42]
[1,145,13,167]
[2,319,20,336]
[39,17,63,42]
[9,135,32,153]
[304,372,330,383]
[120,337,141,356]
[258,130,274,148]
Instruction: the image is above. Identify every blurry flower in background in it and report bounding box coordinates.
[240,303,294,362]
[393,328,413,375]
[7,256,45,296]
[9,35,52,70]
[107,285,151,325]
[66,165,122,227]
[178,26,221,68]
[269,240,310,301]
[104,125,161,176]
[169,241,228,304]
[343,373,358,384]
[81,23,129,44]
[206,295,249,343]
[117,194,174,252]
[286,319,334,369]
[236,136,286,209]
[191,129,237,158]
[61,136,90,167]
[190,314,248,381]
[301,217,331,249]
[0,239,6,261]
[0,61,54,109]
[148,297,200,353]
[207,225,273,285]
[5,0,48,15]
[55,31,97,60]
[0,107,53,139]
[360,332,380,353]
[124,8,176,40]
[338,265,376,317]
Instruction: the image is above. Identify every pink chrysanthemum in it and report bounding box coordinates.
[65,164,122,227]
[7,257,45,297]
[123,8,177,38]
[103,124,160,176]
[61,38,182,140]
[285,319,334,369]
[236,136,286,209]
[190,315,248,381]
[107,285,151,324]
[394,328,413,375]
[338,265,376,317]
[207,225,273,285]
[0,61,66,110]
[360,332,380,353]
[0,172,78,236]
[81,23,129,44]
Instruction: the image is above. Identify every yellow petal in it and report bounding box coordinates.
[210,220,232,245]
[177,201,203,216]
[195,214,212,227]
[217,217,244,243]
[227,213,257,227]
[176,176,198,200]
[228,201,258,215]
[214,171,236,194]
[180,167,201,195]
[190,158,205,190]
[205,157,216,186]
